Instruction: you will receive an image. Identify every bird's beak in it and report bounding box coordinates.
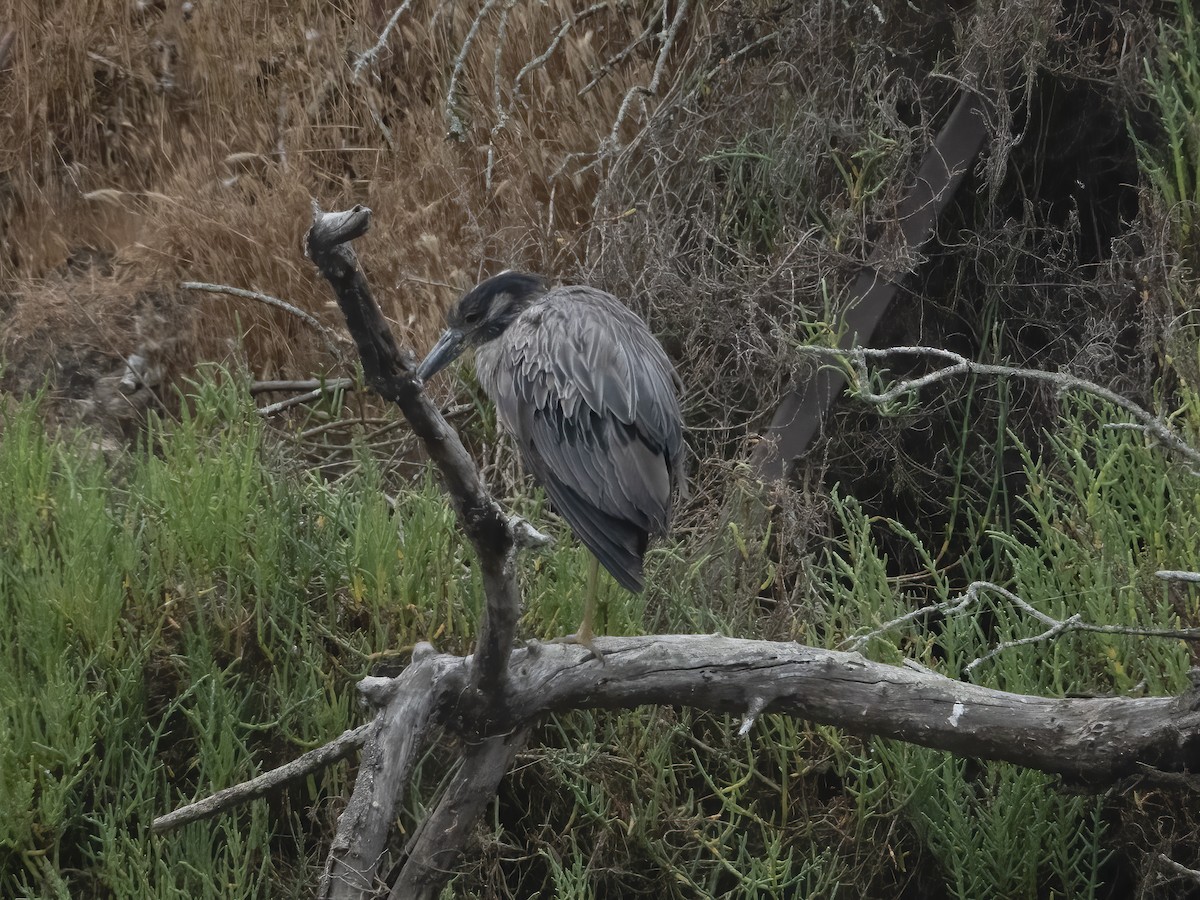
[416,328,466,382]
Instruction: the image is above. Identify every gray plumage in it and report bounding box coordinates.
[416,272,685,593]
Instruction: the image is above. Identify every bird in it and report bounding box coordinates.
[416,271,685,652]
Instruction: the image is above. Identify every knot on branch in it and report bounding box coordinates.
[358,675,400,709]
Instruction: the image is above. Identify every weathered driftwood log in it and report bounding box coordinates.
[340,636,1200,792]
[153,633,1200,891]
[151,204,1200,900]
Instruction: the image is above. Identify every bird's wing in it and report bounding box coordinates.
[482,287,684,588]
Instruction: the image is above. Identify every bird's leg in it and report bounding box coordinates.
[578,553,600,646]
[552,554,604,663]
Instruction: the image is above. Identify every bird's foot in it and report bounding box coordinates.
[550,628,606,665]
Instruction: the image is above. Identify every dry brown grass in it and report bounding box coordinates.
[1,0,700,389]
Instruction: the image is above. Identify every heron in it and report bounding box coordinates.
[416,271,685,653]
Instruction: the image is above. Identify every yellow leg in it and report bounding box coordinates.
[552,554,604,663]
[577,554,600,645]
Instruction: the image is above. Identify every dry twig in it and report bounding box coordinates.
[446,0,504,141]
[843,580,1200,677]
[352,0,419,80]
[256,378,355,416]
[804,344,1200,469]
[604,0,689,153]
[182,281,345,363]
[152,724,370,834]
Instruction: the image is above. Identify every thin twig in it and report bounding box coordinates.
[1157,853,1200,885]
[352,0,419,80]
[298,416,392,439]
[965,608,1200,676]
[513,2,611,102]
[0,28,15,76]
[578,11,658,97]
[445,0,503,141]
[256,378,354,416]
[690,31,781,97]
[1158,570,1200,583]
[484,0,522,192]
[487,1,611,190]
[842,590,977,651]
[843,580,1200,676]
[804,345,1200,469]
[605,0,689,149]
[250,378,350,395]
[182,281,345,362]
[152,723,370,834]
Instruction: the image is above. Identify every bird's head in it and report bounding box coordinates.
[416,271,547,382]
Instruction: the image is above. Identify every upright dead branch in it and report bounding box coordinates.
[304,204,529,898]
[318,654,455,898]
[303,203,520,697]
[387,730,530,900]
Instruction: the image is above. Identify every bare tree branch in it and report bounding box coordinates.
[303,202,521,698]
[489,636,1200,786]
[806,345,1200,469]
[159,635,1200,841]
[249,378,354,396]
[304,203,528,898]
[1156,853,1200,885]
[151,723,370,835]
[181,280,345,363]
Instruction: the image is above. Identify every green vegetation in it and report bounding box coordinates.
[817,390,1200,900]
[3,352,1199,898]
[1137,0,1200,265]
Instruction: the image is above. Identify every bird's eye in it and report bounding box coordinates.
[463,310,481,325]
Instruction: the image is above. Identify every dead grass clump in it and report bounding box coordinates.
[2,0,704,390]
